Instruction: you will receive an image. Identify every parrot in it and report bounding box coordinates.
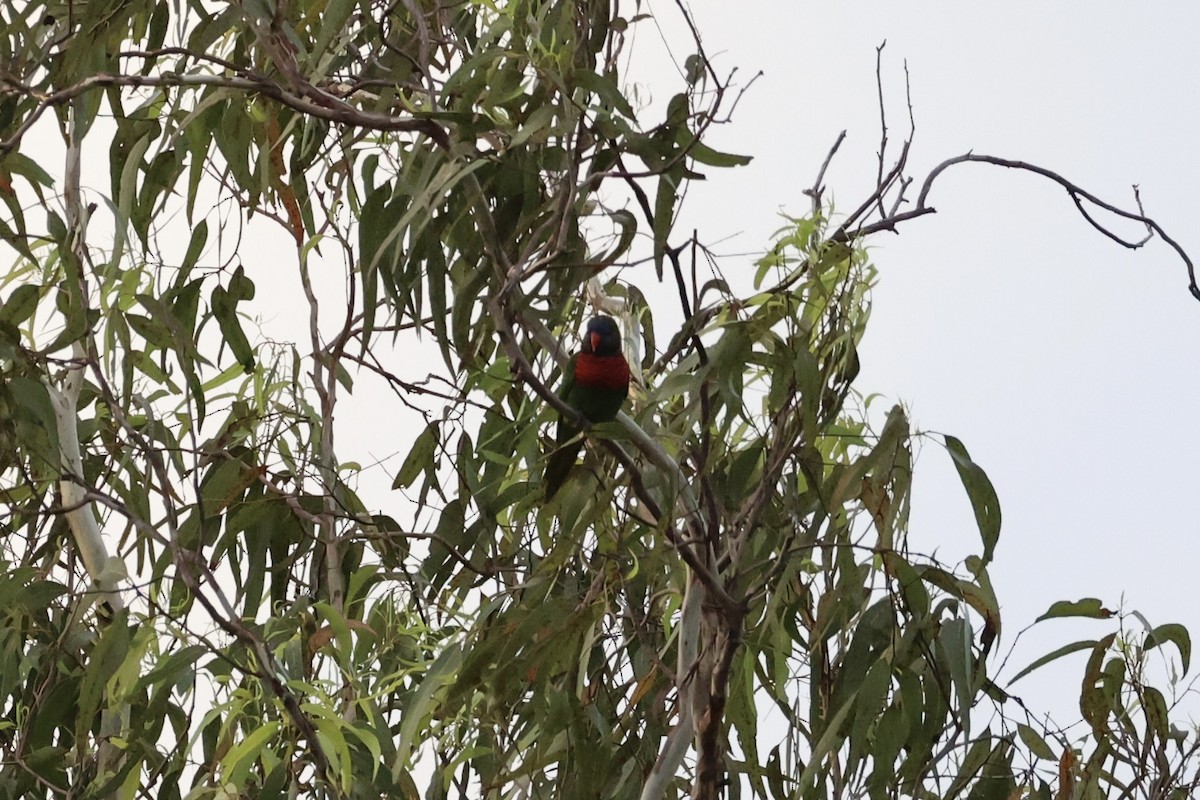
[543,315,631,499]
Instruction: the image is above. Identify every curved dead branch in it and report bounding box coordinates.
[830,152,1199,302]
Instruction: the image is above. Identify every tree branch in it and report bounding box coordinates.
[0,71,449,154]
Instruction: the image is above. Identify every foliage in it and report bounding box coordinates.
[0,1,1196,799]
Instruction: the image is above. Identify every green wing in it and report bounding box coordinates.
[555,353,581,443]
[545,354,583,497]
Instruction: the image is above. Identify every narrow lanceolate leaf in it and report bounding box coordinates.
[181,219,208,278]
[221,721,281,787]
[210,266,257,372]
[686,140,753,168]
[1145,623,1191,676]
[944,736,992,799]
[943,434,1001,564]
[1142,685,1169,742]
[3,2,1192,798]
[8,376,60,465]
[1080,633,1118,740]
[1017,723,1058,761]
[0,284,40,326]
[652,169,679,276]
[1035,598,1115,623]
[393,422,439,490]
[393,643,463,773]
[1010,639,1101,685]
[938,616,974,732]
[796,695,856,794]
[830,404,908,513]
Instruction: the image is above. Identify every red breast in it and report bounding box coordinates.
[574,353,630,391]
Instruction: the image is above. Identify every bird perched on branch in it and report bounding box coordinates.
[543,316,631,499]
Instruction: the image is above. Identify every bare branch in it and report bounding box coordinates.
[873,41,891,222]
[908,154,1199,300]
[805,130,847,215]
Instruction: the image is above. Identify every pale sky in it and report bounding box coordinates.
[11,0,1199,745]
[663,3,1200,725]
[155,0,1200,730]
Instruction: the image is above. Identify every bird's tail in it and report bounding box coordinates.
[543,437,584,499]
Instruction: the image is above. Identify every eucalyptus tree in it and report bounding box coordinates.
[0,2,1196,799]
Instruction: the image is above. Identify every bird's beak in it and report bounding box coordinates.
[591,332,601,352]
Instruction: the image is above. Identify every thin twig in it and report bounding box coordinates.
[873,42,891,222]
[806,130,847,215]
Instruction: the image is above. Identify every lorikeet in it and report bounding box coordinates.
[543,316,631,498]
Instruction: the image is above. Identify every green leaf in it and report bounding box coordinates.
[830,404,907,512]
[126,312,173,350]
[848,658,891,769]
[221,720,280,787]
[9,376,61,466]
[44,289,92,353]
[726,649,760,767]
[1142,685,1169,742]
[593,209,637,269]
[938,616,974,731]
[574,70,636,119]
[308,0,356,68]
[944,434,1001,563]
[687,140,753,168]
[509,104,556,148]
[393,422,439,490]
[19,746,69,795]
[357,183,398,340]
[945,736,992,799]
[652,169,679,276]
[0,284,40,326]
[211,267,256,372]
[76,620,131,745]
[425,498,469,585]
[138,645,205,692]
[867,705,908,794]
[1145,623,1191,676]
[226,264,256,301]
[1080,633,1118,739]
[665,93,689,126]
[1017,723,1057,760]
[967,740,1015,800]
[5,151,55,191]
[181,219,208,278]
[0,214,34,261]
[393,643,463,772]
[1009,639,1100,685]
[796,693,856,794]
[115,131,154,248]
[200,456,254,514]
[1035,597,1115,622]
[886,554,929,619]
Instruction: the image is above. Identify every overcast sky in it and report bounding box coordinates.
[215,1,1200,730]
[652,2,1200,726]
[12,0,1199,742]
